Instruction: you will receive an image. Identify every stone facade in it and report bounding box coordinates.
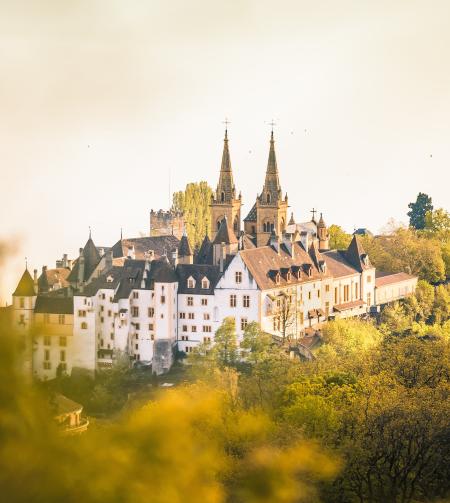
[150,209,185,240]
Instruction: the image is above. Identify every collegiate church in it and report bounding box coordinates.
[10,129,417,379]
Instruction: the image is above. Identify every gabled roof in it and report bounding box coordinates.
[176,264,222,295]
[240,234,257,250]
[345,235,372,272]
[13,269,36,296]
[321,250,360,278]
[178,234,193,257]
[375,271,416,287]
[213,217,238,245]
[196,235,213,264]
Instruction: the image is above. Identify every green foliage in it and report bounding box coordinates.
[328,224,352,250]
[172,181,213,248]
[407,192,433,230]
[361,227,446,283]
[213,317,239,368]
[241,322,274,364]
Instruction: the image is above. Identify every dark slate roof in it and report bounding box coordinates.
[322,250,359,278]
[178,234,193,257]
[78,258,178,301]
[344,235,372,272]
[35,293,74,314]
[213,217,238,245]
[67,237,102,283]
[37,267,50,293]
[111,236,180,261]
[176,264,222,295]
[196,235,213,265]
[13,269,36,296]
[244,203,257,222]
[353,228,373,237]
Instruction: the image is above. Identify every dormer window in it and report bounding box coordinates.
[106,275,114,283]
[361,254,369,266]
[319,261,326,273]
[305,264,312,277]
[201,277,210,289]
[286,271,292,282]
[275,272,281,285]
[187,276,196,289]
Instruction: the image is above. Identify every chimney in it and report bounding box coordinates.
[33,269,38,283]
[270,232,281,255]
[220,242,225,273]
[172,249,179,267]
[63,253,68,267]
[105,250,113,271]
[300,232,311,252]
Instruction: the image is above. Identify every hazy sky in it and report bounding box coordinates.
[1,0,449,302]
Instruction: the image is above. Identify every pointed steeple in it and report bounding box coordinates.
[289,212,295,225]
[346,235,370,271]
[215,128,236,203]
[13,269,36,296]
[261,131,282,205]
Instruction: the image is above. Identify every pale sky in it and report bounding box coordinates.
[1,0,449,303]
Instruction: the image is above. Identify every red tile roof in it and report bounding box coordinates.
[375,272,416,287]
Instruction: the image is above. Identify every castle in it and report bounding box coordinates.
[11,129,417,379]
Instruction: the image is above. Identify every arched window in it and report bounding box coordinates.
[81,322,88,330]
[266,193,271,203]
[221,192,225,202]
[217,220,221,230]
[233,215,238,232]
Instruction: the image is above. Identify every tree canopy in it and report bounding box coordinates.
[407,192,433,230]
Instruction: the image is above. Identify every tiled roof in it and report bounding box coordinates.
[375,272,416,287]
[111,236,180,261]
[176,264,222,295]
[67,237,102,284]
[213,217,238,245]
[13,269,36,296]
[239,241,329,291]
[333,300,365,312]
[52,394,83,416]
[244,203,257,222]
[321,250,359,278]
[344,235,372,272]
[38,267,70,292]
[240,234,257,250]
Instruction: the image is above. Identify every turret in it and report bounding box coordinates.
[177,231,194,265]
[317,213,330,251]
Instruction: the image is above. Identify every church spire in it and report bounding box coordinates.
[261,130,282,205]
[215,127,235,203]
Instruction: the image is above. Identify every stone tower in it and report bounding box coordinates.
[210,129,242,241]
[317,213,330,251]
[254,131,288,247]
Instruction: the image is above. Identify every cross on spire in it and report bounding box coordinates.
[268,119,276,133]
[310,208,317,221]
[222,117,231,138]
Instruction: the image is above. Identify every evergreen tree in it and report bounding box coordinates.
[407,192,433,230]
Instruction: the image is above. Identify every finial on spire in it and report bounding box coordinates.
[310,208,317,221]
[89,226,92,239]
[222,117,231,139]
[25,256,28,270]
[268,119,276,139]
[120,227,123,240]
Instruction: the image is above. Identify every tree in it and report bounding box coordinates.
[407,192,433,230]
[273,291,297,343]
[172,181,213,248]
[240,322,274,364]
[213,317,239,367]
[328,224,352,250]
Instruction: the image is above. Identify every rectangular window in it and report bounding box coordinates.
[148,307,154,317]
[243,295,250,308]
[230,294,237,307]
[100,305,104,312]
[203,313,210,320]
[101,293,106,300]
[19,297,25,308]
[44,349,50,361]
[60,350,66,362]
[334,287,338,304]
[43,361,51,370]
[187,297,193,306]
[59,336,67,347]
[135,344,139,350]
[149,323,154,330]
[107,310,112,317]
[235,271,242,284]
[325,284,330,292]
[179,312,186,319]
[135,323,140,330]
[151,334,154,340]
[188,313,195,319]
[203,336,211,343]
[317,289,321,298]
[111,333,114,340]
[325,302,330,317]
[344,285,349,302]
[133,291,139,299]
[355,283,359,298]
[203,325,212,333]
[241,318,248,330]
[182,325,188,332]
[78,310,86,317]
[132,306,139,317]
[191,326,197,333]
[44,336,51,346]
[367,275,372,283]
[299,312,304,325]
[201,298,208,306]
[135,334,139,340]
[367,293,372,306]
[308,291,311,300]
[100,317,104,323]
[160,296,165,304]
